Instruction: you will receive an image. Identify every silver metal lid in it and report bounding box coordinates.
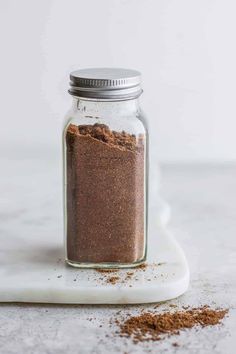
[69,68,142,100]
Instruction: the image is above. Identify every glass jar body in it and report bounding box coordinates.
[63,97,148,268]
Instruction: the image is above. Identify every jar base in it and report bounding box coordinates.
[66,258,146,269]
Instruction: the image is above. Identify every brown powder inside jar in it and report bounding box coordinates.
[119,306,228,343]
[66,123,145,264]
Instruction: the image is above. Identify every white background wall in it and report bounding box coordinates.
[0,0,236,162]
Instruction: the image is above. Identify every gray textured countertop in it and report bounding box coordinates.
[0,158,235,354]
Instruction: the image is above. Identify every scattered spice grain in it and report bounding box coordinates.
[136,263,147,270]
[182,305,190,310]
[106,276,120,285]
[96,269,119,274]
[172,342,179,347]
[125,272,134,281]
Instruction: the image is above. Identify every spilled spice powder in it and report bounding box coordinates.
[136,263,147,270]
[96,269,119,274]
[119,306,228,343]
[94,261,163,286]
[125,272,134,281]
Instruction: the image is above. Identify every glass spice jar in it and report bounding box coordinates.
[63,68,148,268]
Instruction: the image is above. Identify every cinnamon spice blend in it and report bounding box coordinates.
[118,306,228,343]
[66,123,145,264]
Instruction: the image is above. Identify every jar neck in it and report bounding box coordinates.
[71,97,141,118]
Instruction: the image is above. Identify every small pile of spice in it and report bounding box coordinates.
[119,306,228,343]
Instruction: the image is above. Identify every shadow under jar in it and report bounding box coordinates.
[63,68,148,268]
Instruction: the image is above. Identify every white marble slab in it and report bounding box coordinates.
[0,218,189,304]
